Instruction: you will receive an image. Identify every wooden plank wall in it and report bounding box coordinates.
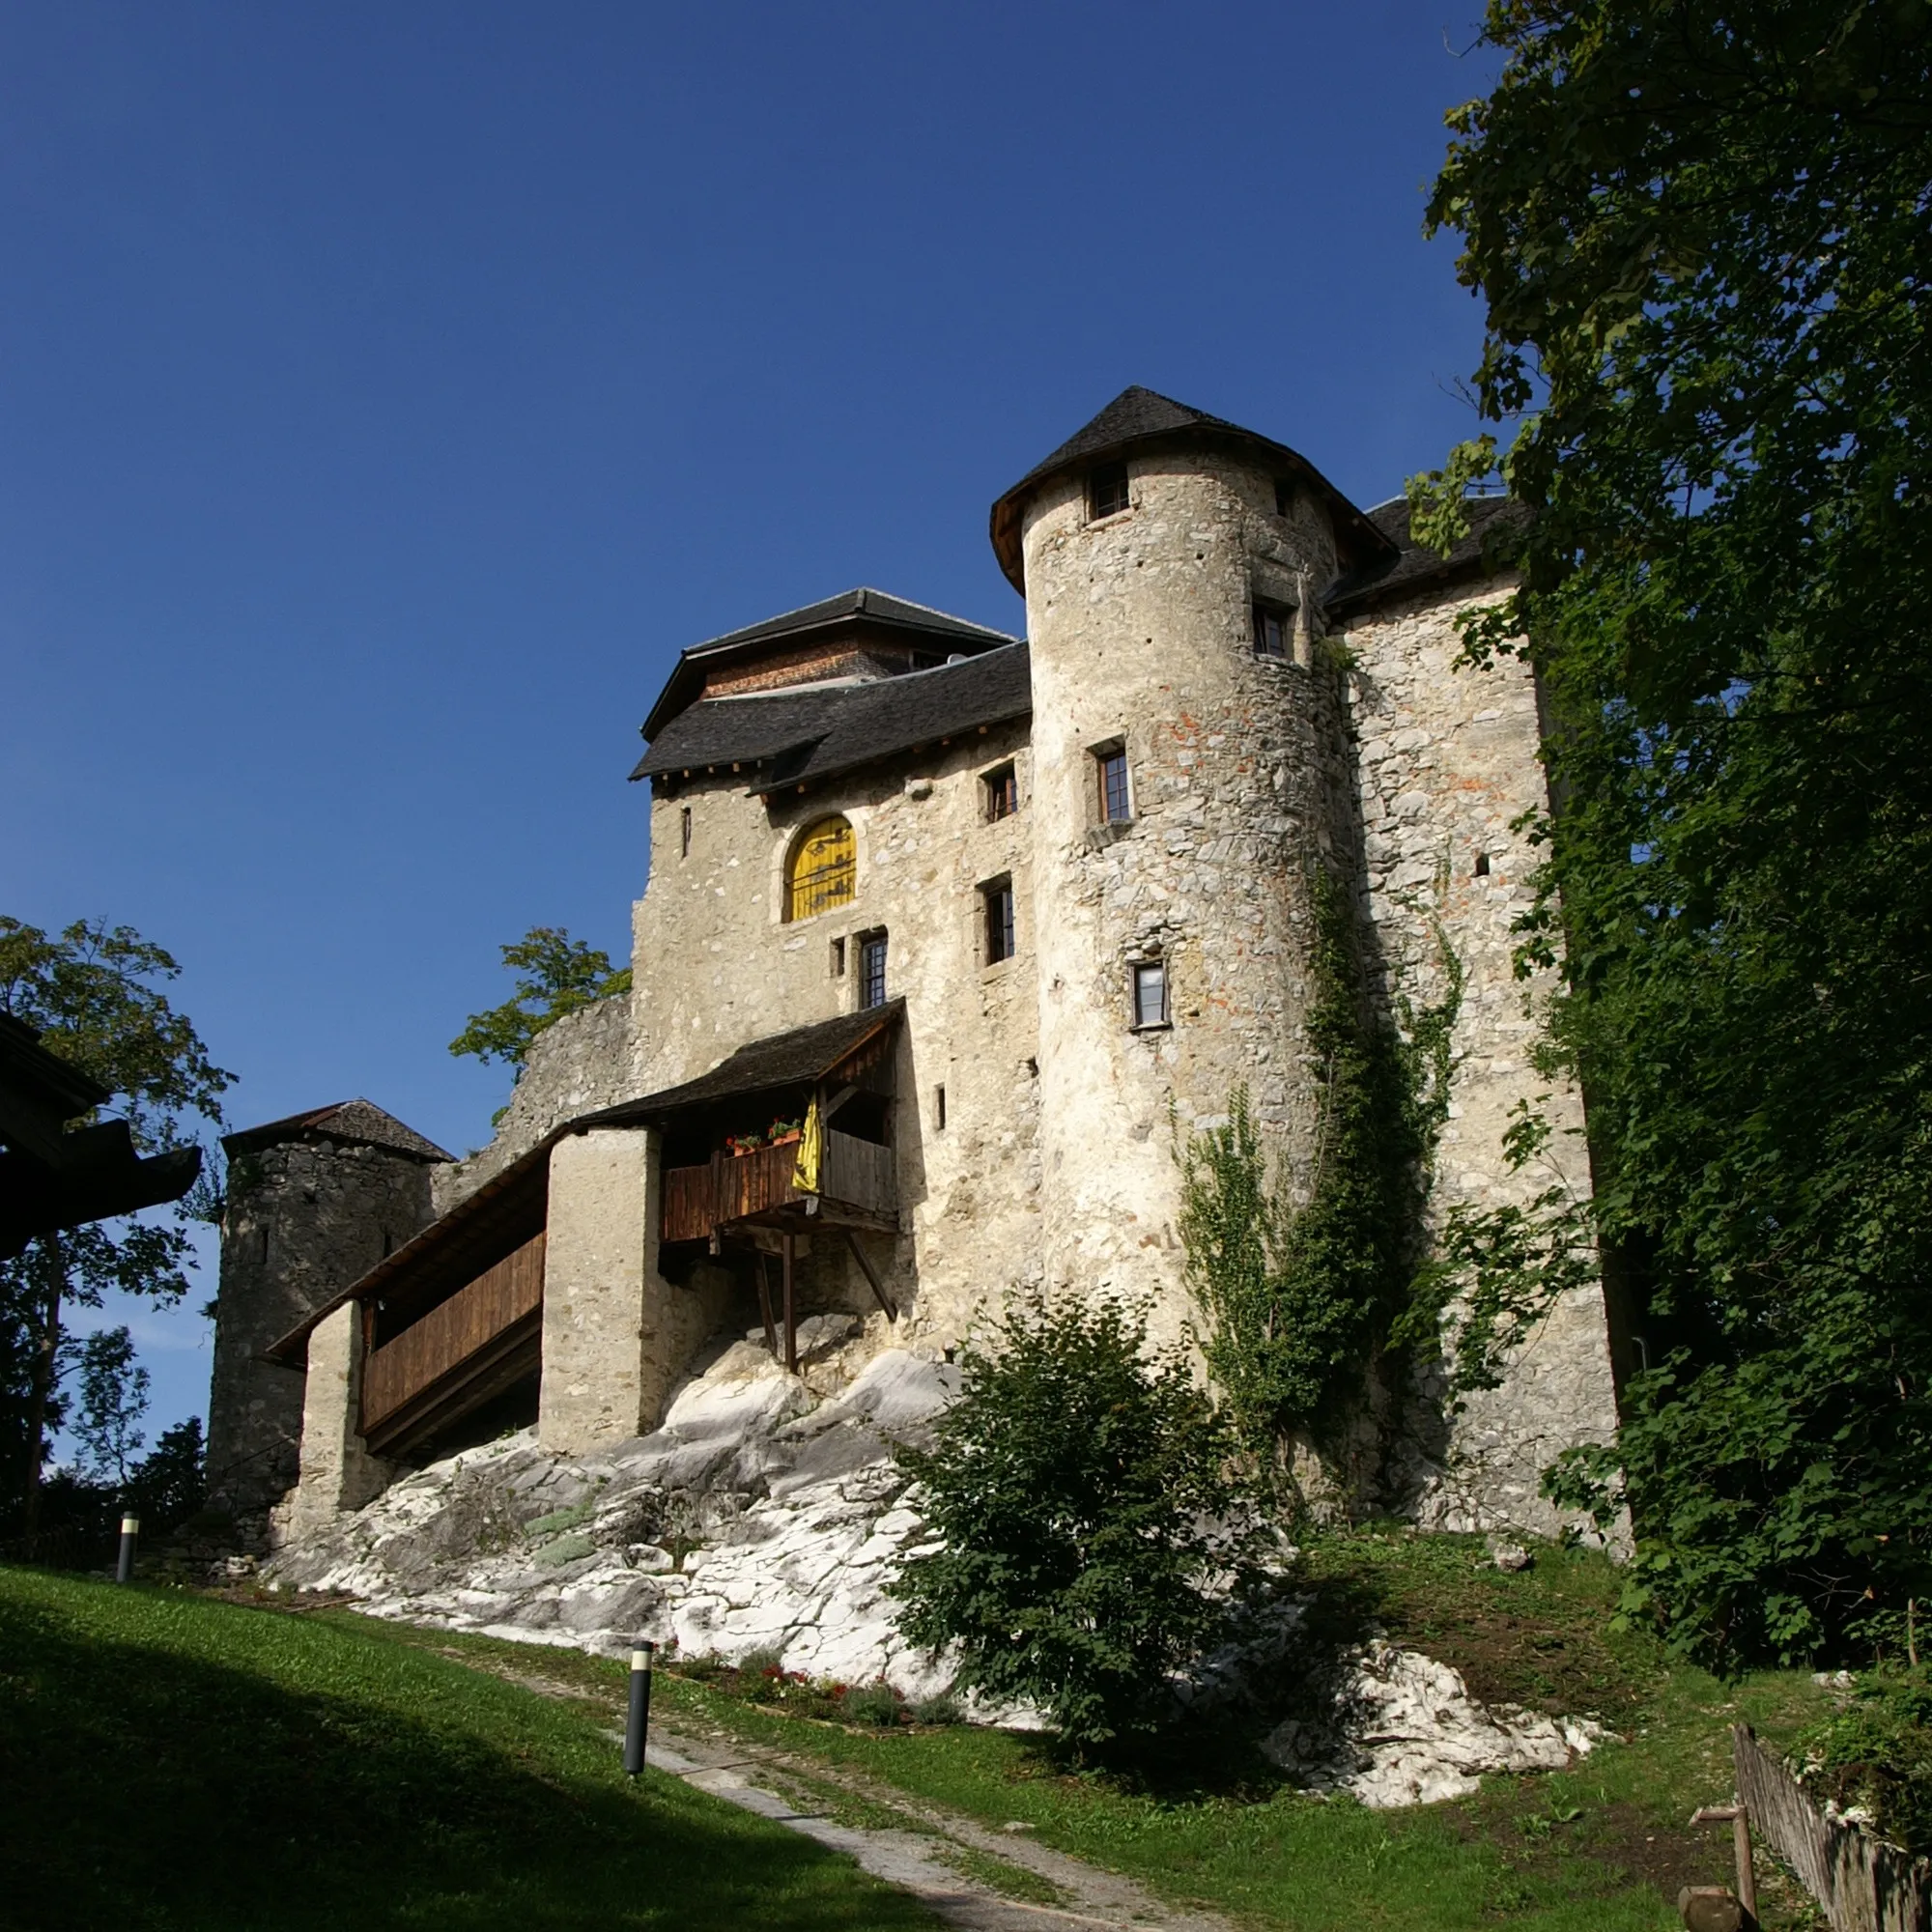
[1734,1723,1929,1932]
[661,1131,895,1240]
[362,1231,546,1435]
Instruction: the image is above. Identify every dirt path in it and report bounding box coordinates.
[456,1651,1231,1932]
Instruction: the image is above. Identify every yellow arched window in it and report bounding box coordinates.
[786,816,856,923]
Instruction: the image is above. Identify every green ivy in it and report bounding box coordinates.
[1179,868,1462,1465]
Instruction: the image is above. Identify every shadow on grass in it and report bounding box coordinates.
[0,1575,929,1932]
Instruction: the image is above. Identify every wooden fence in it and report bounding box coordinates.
[1734,1723,1929,1932]
[361,1231,546,1436]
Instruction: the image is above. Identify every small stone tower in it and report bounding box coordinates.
[206,1099,451,1543]
[990,388,1398,1343]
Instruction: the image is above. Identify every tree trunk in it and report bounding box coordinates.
[21,1232,64,1538]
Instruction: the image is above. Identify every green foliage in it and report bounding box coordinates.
[1795,1665,1932,1856]
[889,1293,1256,1751]
[70,1326,149,1486]
[449,925,633,1071]
[840,1681,904,1727]
[0,917,231,1532]
[1179,869,1461,1457]
[1413,3,1932,1663]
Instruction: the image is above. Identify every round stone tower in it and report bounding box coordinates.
[989,387,1399,1341]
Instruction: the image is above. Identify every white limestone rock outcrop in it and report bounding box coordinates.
[1261,1641,1605,1807]
[268,1337,1607,1809]
[266,1344,961,1696]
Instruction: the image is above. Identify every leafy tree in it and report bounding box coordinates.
[71,1326,150,1487]
[889,1293,1257,1752]
[0,918,232,1533]
[125,1415,207,1533]
[448,926,632,1072]
[1411,2,1932,1662]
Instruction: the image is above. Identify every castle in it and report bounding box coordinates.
[207,386,1622,1549]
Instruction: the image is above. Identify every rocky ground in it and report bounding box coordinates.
[268,1332,1604,1809]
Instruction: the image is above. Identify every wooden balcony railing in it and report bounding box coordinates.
[361,1231,546,1439]
[661,1129,895,1242]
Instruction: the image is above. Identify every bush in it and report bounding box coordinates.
[1797,1664,1932,1856]
[909,1691,964,1726]
[735,1647,787,1698]
[888,1292,1257,1752]
[840,1681,903,1727]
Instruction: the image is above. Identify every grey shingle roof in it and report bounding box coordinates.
[1321,495,1526,616]
[632,641,1032,791]
[224,1099,453,1165]
[988,386,1398,593]
[579,1001,904,1127]
[640,587,1018,743]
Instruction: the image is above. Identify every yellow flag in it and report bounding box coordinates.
[792,1096,822,1195]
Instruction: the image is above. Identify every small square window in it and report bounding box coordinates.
[1088,462,1130,521]
[1252,602,1289,660]
[1095,745,1131,824]
[1132,960,1169,1030]
[983,763,1017,821]
[859,931,889,1009]
[982,877,1016,964]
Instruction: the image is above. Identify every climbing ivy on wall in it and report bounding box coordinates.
[1179,868,1462,1466]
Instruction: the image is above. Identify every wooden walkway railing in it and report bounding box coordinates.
[1734,1722,1929,1931]
[361,1231,546,1438]
[661,1130,894,1242]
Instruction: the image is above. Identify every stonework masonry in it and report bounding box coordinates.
[285,1301,391,1541]
[207,1134,439,1538]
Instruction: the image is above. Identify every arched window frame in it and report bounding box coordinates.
[783,815,858,923]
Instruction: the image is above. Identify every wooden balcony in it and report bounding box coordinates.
[360,1231,546,1455]
[661,1128,895,1243]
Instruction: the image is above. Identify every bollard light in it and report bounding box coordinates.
[115,1515,139,1584]
[623,1639,656,1776]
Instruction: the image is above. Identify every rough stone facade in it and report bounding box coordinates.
[207,1127,440,1538]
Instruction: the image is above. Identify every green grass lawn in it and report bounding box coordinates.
[350,1531,1834,1932]
[0,1563,935,1932]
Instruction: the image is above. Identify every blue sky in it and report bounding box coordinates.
[4,1,1498,1443]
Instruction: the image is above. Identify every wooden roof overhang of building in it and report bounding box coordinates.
[987,384,1401,596]
[0,1013,202,1259]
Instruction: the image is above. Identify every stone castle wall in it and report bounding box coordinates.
[1016,449,1352,1350]
[433,993,637,1214]
[630,714,1042,1350]
[1340,580,1620,1535]
[207,1138,438,1537]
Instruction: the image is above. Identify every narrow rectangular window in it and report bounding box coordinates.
[982,878,1015,964]
[1252,603,1288,660]
[934,1085,947,1130]
[830,936,847,977]
[1132,960,1169,1030]
[1096,746,1131,824]
[1088,462,1130,521]
[1274,477,1294,518]
[860,932,889,1009]
[983,763,1017,821]
[680,804,693,856]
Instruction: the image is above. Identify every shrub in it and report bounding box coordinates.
[888,1292,1258,1752]
[841,1681,903,1727]
[1796,1664,1932,1856]
[735,1646,787,1698]
[910,1691,964,1727]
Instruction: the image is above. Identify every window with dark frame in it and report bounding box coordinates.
[859,931,889,1009]
[982,877,1016,964]
[983,763,1017,821]
[1096,745,1131,824]
[1252,602,1289,661]
[1088,462,1130,521]
[1132,959,1169,1030]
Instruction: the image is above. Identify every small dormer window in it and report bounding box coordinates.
[1088,463,1130,521]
